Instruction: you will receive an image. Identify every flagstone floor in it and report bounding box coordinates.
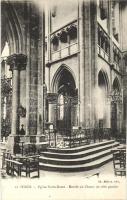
[0,156,126,179]
[1,152,126,200]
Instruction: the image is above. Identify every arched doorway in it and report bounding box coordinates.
[97,70,109,128]
[51,66,78,136]
[111,77,121,137]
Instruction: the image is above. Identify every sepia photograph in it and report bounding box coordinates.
[0,0,127,199]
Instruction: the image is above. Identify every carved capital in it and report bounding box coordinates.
[6,54,27,71]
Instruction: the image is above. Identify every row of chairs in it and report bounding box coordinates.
[2,151,40,178]
[112,150,126,176]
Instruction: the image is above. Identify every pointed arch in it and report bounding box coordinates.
[98,69,110,92]
[51,64,76,93]
[112,77,121,92]
[50,64,78,135]
[2,1,24,54]
[96,69,110,127]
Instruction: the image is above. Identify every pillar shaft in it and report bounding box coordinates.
[37,11,45,138]
[79,1,92,127]
[6,54,27,153]
[11,70,20,135]
[79,1,97,128]
[79,1,85,127]
[6,54,27,136]
[48,103,54,122]
[19,70,26,130]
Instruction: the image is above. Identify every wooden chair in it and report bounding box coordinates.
[27,155,40,178]
[14,155,40,178]
[113,151,126,176]
[3,152,22,176]
[2,152,12,174]
[5,158,22,176]
[3,152,40,178]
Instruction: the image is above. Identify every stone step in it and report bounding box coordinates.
[41,142,119,159]
[46,140,115,154]
[39,148,112,165]
[39,154,113,172]
[39,140,119,172]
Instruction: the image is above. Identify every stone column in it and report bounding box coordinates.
[90,0,98,128]
[6,54,27,152]
[48,103,54,122]
[79,1,85,127]
[36,11,45,143]
[79,1,97,128]
[11,69,19,135]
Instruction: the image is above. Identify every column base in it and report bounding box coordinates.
[6,134,47,154]
[6,135,18,154]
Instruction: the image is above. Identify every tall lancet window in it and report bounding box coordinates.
[58,94,64,120]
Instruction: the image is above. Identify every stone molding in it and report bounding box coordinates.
[6,53,27,71]
[51,24,77,44]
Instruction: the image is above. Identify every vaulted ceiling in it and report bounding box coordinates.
[1,2,7,53]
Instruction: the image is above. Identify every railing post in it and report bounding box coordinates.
[49,129,50,147]
[54,129,57,148]
[21,141,24,156]
[70,131,71,148]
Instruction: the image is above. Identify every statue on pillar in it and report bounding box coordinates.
[19,124,25,135]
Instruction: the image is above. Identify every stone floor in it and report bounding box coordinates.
[38,160,126,179]
[0,142,126,200]
[0,156,125,179]
[1,157,126,200]
[0,145,126,179]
